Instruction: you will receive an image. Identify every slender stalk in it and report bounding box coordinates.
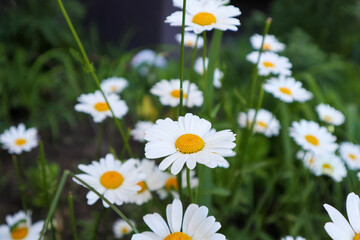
[202,32,207,101]
[178,0,187,116]
[57,0,133,157]
[177,171,183,201]
[186,168,194,203]
[68,192,79,240]
[12,155,27,211]
[103,208,111,240]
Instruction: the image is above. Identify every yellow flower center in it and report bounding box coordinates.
[15,138,27,146]
[354,233,360,240]
[349,153,357,161]
[110,85,118,92]
[137,181,147,193]
[94,102,110,112]
[164,232,192,240]
[309,157,315,166]
[165,177,179,191]
[121,227,129,234]
[175,134,205,154]
[185,41,194,47]
[322,163,334,173]
[279,87,292,95]
[257,121,267,128]
[11,227,28,240]
[263,61,275,68]
[170,90,187,99]
[262,43,271,51]
[323,115,333,122]
[192,12,216,26]
[305,134,319,146]
[100,171,124,189]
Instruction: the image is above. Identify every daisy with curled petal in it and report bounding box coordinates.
[281,237,306,240]
[339,142,360,170]
[0,124,38,155]
[100,77,128,94]
[150,79,203,108]
[132,198,226,240]
[194,57,224,88]
[0,210,44,240]
[157,170,199,200]
[73,154,145,207]
[127,159,167,205]
[237,108,281,137]
[113,219,134,239]
[316,104,345,126]
[324,192,360,240]
[314,153,347,182]
[130,121,155,143]
[74,90,128,123]
[289,120,338,155]
[175,32,204,48]
[250,34,285,52]
[246,51,292,76]
[165,0,241,34]
[145,113,236,175]
[263,76,313,103]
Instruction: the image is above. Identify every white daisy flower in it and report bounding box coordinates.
[131,49,167,76]
[316,104,345,126]
[73,154,145,207]
[289,120,338,155]
[74,90,128,123]
[165,0,241,34]
[113,219,134,239]
[246,51,292,76]
[175,32,204,48]
[127,159,167,205]
[339,142,360,170]
[313,153,347,182]
[0,210,44,240]
[250,34,285,52]
[263,76,313,103]
[0,123,38,155]
[100,77,128,94]
[157,170,199,200]
[130,121,155,143]
[145,113,236,175]
[237,108,281,137]
[194,57,224,88]
[132,198,226,240]
[296,150,317,172]
[281,236,306,240]
[324,192,360,240]
[150,79,203,108]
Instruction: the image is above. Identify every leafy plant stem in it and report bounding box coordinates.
[12,155,27,212]
[68,192,79,240]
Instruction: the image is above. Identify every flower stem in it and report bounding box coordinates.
[202,31,207,102]
[186,168,194,203]
[178,0,187,117]
[56,0,133,157]
[67,192,79,240]
[12,155,27,212]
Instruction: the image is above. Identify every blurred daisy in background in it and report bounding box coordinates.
[313,153,347,182]
[246,51,292,76]
[150,79,203,108]
[339,142,360,170]
[130,121,154,143]
[131,49,167,76]
[316,104,345,126]
[165,0,241,34]
[290,120,338,155]
[263,76,313,103]
[280,237,306,240]
[296,150,317,172]
[145,113,236,174]
[157,170,199,199]
[100,77,128,94]
[0,210,44,240]
[113,219,134,239]
[237,108,281,137]
[127,159,167,205]
[73,154,145,207]
[250,33,285,52]
[132,199,226,240]
[74,90,128,123]
[194,57,224,88]
[324,192,360,240]
[175,32,204,48]
[0,123,38,155]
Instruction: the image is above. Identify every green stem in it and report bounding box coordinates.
[178,0,187,116]
[12,155,27,212]
[56,0,133,157]
[202,32,207,104]
[68,192,79,240]
[186,168,194,203]
[177,171,183,201]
